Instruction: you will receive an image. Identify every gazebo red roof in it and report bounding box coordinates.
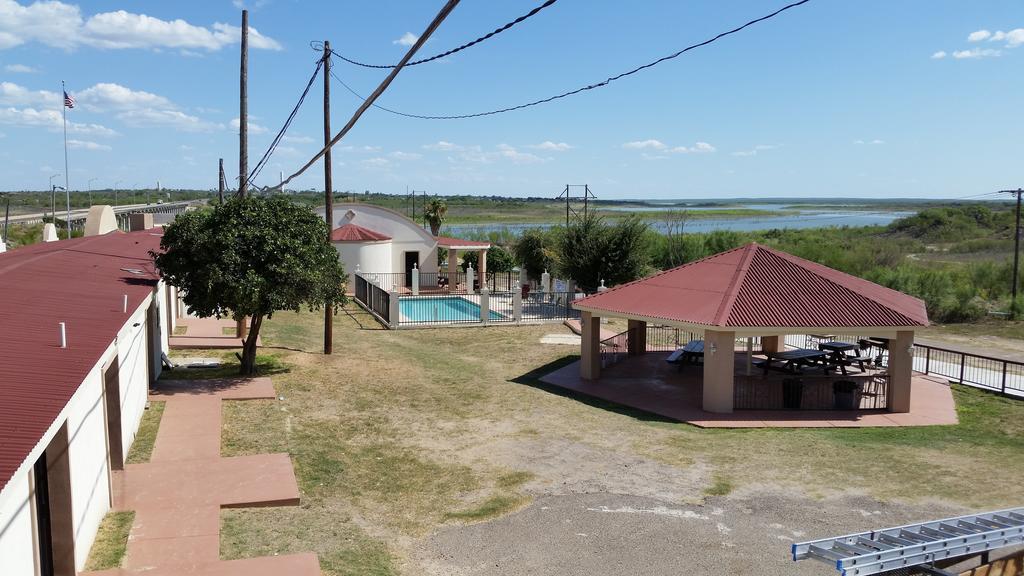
[573,243,929,329]
[435,235,490,249]
[330,223,391,242]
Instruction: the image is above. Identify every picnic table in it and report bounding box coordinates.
[818,341,872,375]
[666,340,704,367]
[763,348,828,375]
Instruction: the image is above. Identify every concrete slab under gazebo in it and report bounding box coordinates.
[558,243,954,424]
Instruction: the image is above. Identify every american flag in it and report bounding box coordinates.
[63,90,75,109]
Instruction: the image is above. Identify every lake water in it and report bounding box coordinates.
[444,209,914,237]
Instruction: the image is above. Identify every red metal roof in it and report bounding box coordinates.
[574,243,929,329]
[0,231,163,494]
[330,223,391,242]
[435,235,490,249]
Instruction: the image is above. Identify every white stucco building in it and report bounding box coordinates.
[0,228,172,575]
[329,203,490,291]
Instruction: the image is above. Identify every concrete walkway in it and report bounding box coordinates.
[170,317,262,350]
[82,377,318,575]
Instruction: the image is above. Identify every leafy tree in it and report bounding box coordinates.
[513,228,559,281]
[423,199,448,236]
[153,196,346,374]
[557,214,649,292]
[487,245,515,273]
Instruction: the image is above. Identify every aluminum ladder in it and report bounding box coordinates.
[792,506,1024,575]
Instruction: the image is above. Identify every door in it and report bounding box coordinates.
[104,359,124,471]
[33,423,74,576]
[146,302,158,384]
[404,251,419,288]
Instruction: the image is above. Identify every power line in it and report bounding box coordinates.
[272,0,461,191]
[248,58,324,187]
[328,0,813,120]
[317,0,558,69]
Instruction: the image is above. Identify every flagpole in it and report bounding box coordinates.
[61,80,71,239]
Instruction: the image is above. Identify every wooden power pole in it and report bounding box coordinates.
[1002,188,1024,314]
[236,9,249,341]
[218,158,225,203]
[323,40,334,355]
[238,9,249,199]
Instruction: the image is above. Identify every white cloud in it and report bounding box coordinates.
[623,139,666,150]
[67,138,110,151]
[120,109,218,132]
[670,141,716,154]
[0,106,117,135]
[423,140,461,151]
[528,140,572,151]
[389,150,421,160]
[0,81,58,106]
[282,134,313,144]
[731,144,779,157]
[360,157,390,168]
[229,117,267,134]
[853,139,884,145]
[393,32,418,46]
[931,50,946,59]
[990,28,1024,48]
[0,0,282,52]
[77,82,173,111]
[4,63,35,73]
[967,29,991,42]
[496,143,545,164]
[953,48,1001,59]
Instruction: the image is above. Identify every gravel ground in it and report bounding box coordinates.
[414,490,964,576]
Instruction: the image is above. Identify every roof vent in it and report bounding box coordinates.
[120,267,144,275]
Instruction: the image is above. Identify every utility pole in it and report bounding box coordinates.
[323,39,334,355]
[1001,188,1023,314]
[218,158,226,203]
[238,9,249,199]
[235,9,249,341]
[88,177,98,205]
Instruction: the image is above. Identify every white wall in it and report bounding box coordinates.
[0,286,166,574]
[330,204,439,275]
[0,473,36,576]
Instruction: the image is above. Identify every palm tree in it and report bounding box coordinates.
[424,198,448,236]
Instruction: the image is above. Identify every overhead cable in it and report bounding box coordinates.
[317,0,558,69]
[329,0,813,120]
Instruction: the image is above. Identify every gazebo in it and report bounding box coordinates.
[571,243,930,414]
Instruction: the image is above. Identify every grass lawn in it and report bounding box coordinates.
[84,511,135,571]
[192,306,1024,574]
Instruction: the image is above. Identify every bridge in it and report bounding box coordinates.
[6,201,198,231]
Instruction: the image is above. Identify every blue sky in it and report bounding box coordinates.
[0,0,1021,199]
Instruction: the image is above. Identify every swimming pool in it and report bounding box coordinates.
[399,296,505,323]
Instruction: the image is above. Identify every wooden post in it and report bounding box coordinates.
[238,9,249,198]
[323,40,334,355]
[235,9,248,339]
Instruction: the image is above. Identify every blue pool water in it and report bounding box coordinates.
[400,296,504,323]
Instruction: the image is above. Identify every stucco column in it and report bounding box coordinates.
[887,330,915,413]
[627,319,647,356]
[702,329,736,413]
[761,335,784,353]
[479,249,488,289]
[580,311,602,380]
[447,248,458,283]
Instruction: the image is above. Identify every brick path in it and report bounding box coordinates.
[82,377,319,575]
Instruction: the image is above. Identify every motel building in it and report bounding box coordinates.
[0,215,174,575]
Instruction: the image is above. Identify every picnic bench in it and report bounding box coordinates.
[667,340,704,367]
[818,341,874,375]
[762,348,828,375]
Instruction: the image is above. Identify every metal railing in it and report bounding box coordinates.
[600,329,630,368]
[358,270,518,295]
[353,274,390,324]
[521,291,582,321]
[914,342,1024,397]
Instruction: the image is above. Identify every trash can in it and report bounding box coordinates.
[833,380,861,410]
[782,378,803,410]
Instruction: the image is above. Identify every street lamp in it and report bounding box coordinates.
[88,178,99,206]
[48,173,61,218]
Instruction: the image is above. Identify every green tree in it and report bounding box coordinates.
[153,196,347,374]
[423,198,448,236]
[557,214,649,292]
[513,228,559,281]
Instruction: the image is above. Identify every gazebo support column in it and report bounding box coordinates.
[479,250,487,288]
[887,330,915,413]
[580,311,601,380]
[702,329,736,413]
[627,319,647,356]
[447,248,458,283]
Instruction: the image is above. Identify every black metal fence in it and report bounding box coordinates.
[357,270,518,294]
[354,274,390,324]
[521,291,582,321]
[914,342,1024,397]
